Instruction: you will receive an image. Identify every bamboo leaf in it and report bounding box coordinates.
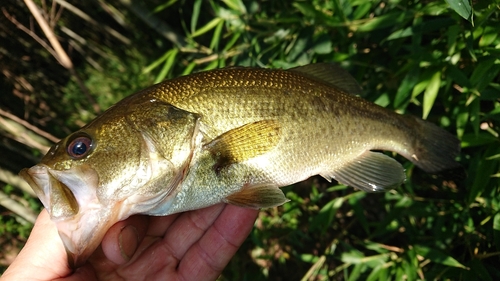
[494,213,500,251]
[366,264,389,281]
[461,133,499,148]
[222,0,247,14]
[191,17,224,38]
[479,26,498,47]
[423,71,441,119]
[143,50,173,74]
[415,245,468,269]
[191,0,203,34]
[310,197,344,233]
[444,0,473,22]
[394,66,420,109]
[209,20,224,50]
[154,49,178,83]
[357,11,412,32]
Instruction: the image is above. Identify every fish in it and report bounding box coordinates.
[19,63,460,267]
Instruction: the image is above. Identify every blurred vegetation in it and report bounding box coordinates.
[0,0,499,280]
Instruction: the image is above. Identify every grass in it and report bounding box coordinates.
[1,0,499,279]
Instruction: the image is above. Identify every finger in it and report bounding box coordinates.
[112,204,227,279]
[100,215,150,265]
[145,213,180,237]
[160,204,226,261]
[2,210,72,280]
[178,205,259,281]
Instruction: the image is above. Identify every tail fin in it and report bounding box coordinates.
[409,117,461,173]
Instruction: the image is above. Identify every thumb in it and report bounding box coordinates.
[100,215,149,265]
[2,210,72,280]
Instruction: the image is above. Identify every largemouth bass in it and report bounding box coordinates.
[20,63,460,267]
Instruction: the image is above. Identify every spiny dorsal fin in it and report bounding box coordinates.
[224,184,289,209]
[321,151,406,192]
[288,63,363,96]
[204,120,281,167]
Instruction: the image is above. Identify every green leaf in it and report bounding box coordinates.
[404,245,418,280]
[352,2,372,20]
[191,17,224,38]
[470,58,497,91]
[395,264,405,281]
[411,79,428,102]
[191,0,203,33]
[310,197,344,233]
[464,259,493,281]
[181,62,197,76]
[444,0,473,22]
[222,0,247,14]
[374,93,390,107]
[494,212,500,251]
[152,0,178,13]
[143,50,174,74]
[347,263,364,281]
[223,32,241,51]
[312,36,332,55]
[446,65,471,88]
[209,19,224,50]
[394,66,420,109]
[461,133,500,148]
[420,1,449,16]
[349,193,369,234]
[299,253,319,263]
[357,11,412,32]
[287,29,311,62]
[414,245,468,268]
[366,264,389,281]
[468,146,500,203]
[154,49,178,83]
[423,71,441,119]
[293,2,320,19]
[386,27,413,41]
[479,25,498,47]
[470,97,480,135]
[341,249,365,264]
[456,109,469,138]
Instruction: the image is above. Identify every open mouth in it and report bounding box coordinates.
[19,165,115,268]
[20,166,79,220]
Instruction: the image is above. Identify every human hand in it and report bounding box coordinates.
[2,204,259,281]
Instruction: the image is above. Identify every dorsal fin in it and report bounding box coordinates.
[288,63,363,96]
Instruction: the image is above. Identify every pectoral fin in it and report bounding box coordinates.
[321,151,406,192]
[204,120,281,169]
[224,184,289,209]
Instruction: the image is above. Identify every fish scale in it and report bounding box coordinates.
[167,84,372,181]
[19,63,460,267]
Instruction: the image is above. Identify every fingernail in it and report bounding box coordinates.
[119,225,139,262]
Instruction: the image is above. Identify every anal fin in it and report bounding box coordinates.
[224,184,289,209]
[324,151,406,192]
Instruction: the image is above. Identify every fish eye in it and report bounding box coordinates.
[66,134,93,159]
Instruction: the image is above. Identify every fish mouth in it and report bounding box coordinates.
[20,165,119,268]
[20,166,79,219]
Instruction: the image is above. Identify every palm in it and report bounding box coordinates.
[3,204,258,281]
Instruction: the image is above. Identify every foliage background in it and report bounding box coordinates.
[0,0,499,280]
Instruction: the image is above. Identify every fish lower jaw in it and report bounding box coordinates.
[54,202,122,268]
